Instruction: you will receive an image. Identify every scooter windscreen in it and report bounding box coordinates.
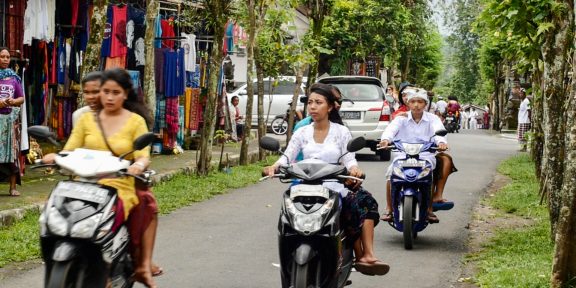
[281,159,346,181]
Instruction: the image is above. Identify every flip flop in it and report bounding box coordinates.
[380,211,393,222]
[354,261,390,276]
[432,200,454,211]
[9,189,20,196]
[152,265,164,277]
[427,212,440,224]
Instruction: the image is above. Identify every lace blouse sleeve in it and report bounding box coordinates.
[337,125,358,169]
[275,127,306,166]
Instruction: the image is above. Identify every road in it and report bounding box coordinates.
[0,130,518,288]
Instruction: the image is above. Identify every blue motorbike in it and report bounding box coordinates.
[381,130,448,249]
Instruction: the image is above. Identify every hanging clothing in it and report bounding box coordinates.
[101,5,114,57]
[6,0,26,53]
[163,49,185,97]
[127,5,146,69]
[165,97,179,135]
[154,14,163,48]
[160,19,176,48]
[181,32,197,72]
[154,48,167,94]
[110,5,128,57]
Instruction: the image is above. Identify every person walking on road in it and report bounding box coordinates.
[469,108,479,130]
[517,88,531,151]
[461,108,470,130]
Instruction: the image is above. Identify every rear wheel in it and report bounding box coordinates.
[271,118,288,135]
[403,196,414,250]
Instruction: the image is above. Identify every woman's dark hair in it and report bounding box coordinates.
[0,47,9,53]
[81,71,103,85]
[101,68,152,128]
[231,95,239,102]
[448,95,458,101]
[309,83,343,125]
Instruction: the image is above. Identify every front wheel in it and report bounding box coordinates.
[403,196,414,250]
[292,262,309,288]
[271,118,288,135]
[47,260,86,288]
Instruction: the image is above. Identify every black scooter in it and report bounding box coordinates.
[260,136,366,288]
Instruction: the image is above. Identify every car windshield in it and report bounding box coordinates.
[331,83,383,101]
[264,80,302,95]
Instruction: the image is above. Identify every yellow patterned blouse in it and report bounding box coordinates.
[64,112,150,219]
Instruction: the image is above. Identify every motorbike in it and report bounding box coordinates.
[270,103,303,135]
[443,112,459,133]
[28,126,156,288]
[259,136,366,288]
[379,130,448,250]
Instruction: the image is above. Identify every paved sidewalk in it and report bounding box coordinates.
[0,135,284,227]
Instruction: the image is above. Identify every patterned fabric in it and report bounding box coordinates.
[153,95,166,133]
[0,69,21,82]
[517,123,531,143]
[341,187,380,238]
[165,97,179,134]
[0,107,21,163]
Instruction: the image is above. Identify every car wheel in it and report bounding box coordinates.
[378,149,391,161]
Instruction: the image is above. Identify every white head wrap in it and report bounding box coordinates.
[404,88,429,104]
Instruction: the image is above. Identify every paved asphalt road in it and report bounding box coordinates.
[0,130,518,288]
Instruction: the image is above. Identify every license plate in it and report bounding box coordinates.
[52,182,109,204]
[340,111,361,120]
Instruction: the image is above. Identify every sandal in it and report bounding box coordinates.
[9,189,20,196]
[427,212,439,224]
[152,264,164,277]
[355,261,390,276]
[380,211,393,222]
[432,199,454,211]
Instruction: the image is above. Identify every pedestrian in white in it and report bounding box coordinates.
[461,108,470,129]
[469,108,479,130]
[436,96,448,115]
[517,88,531,151]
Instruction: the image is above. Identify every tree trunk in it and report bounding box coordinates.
[492,63,501,131]
[142,0,158,122]
[255,48,267,161]
[286,67,305,142]
[79,0,108,107]
[240,0,257,165]
[197,14,226,175]
[550,3,575,286]
[530,66,544,179]
[541,6,570,238]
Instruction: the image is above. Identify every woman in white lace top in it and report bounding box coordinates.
[263,83,390,276]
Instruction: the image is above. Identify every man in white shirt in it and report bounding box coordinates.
[72,72,102,126]
[436,96,448,116]
[517,88,531,151]
[378,88,456,223]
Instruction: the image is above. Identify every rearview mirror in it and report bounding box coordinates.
[260,136,280,151]
[133,133,157,150]
[435,129,448,137]
[347,137,366,153]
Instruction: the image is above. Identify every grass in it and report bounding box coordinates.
[154,156,277,214]
[471,154,553,287]
[0,211,41,267]
[0,156,277,268]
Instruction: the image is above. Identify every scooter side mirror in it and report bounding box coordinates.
[435,129,448,137]
[347,137,366,153]
[260,136,281,152]
[133,132,157,150]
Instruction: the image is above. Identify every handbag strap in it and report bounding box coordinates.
[95,111,120,157]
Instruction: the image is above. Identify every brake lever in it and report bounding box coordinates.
[259,173,284,181]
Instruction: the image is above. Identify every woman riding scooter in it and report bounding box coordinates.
[263,83,390,275]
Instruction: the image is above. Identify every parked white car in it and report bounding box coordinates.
[227,76,306,127]
[317,76,392,160]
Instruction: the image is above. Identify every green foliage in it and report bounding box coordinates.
[0,211,41,267]
[469,154,552,288]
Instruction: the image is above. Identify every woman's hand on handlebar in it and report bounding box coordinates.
[346,166,364,190]
[42,153,57,164]
[262,165,278,177]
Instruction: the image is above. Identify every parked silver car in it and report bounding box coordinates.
[227,77,306,127]
[317,76,392,160]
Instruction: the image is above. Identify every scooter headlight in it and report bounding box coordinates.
[393,166,405,178]
[417,167,432,179]
[292,213,324,235]
[71,213,103,238]
[47,207,68,236]
[402,143,424,156]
